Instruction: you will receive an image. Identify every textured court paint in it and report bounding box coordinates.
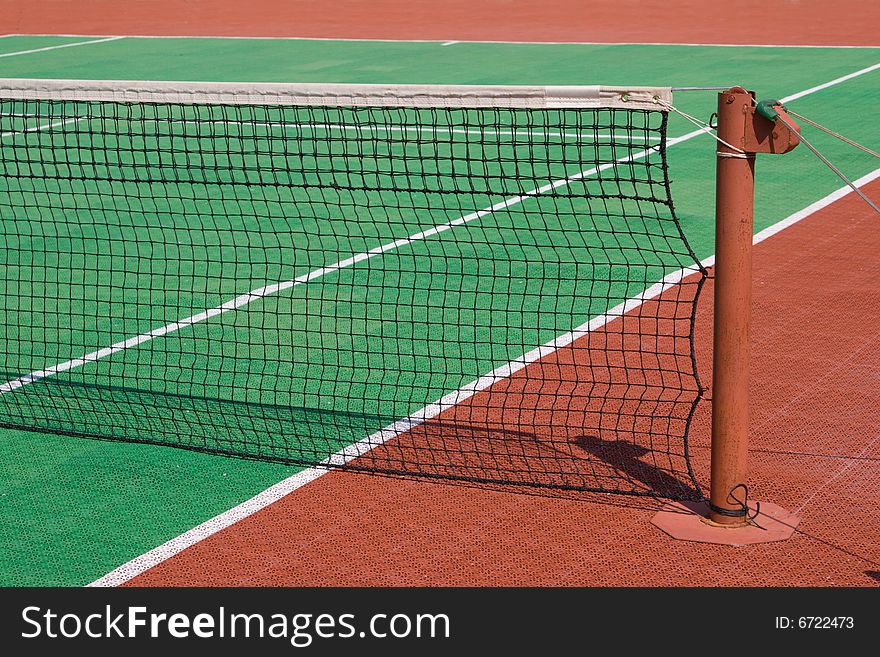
[125,178,880,586]
[1,1,878,46]
[0,38,878,585]
[0,427,297,586]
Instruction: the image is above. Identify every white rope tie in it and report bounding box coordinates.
[653,97,747,156]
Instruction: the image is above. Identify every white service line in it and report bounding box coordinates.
[751,169,880,245]
[163,121,659,142]
[87,166,880,587]
[8,33,880,48]
[0,116,81,138]
[0,35,124,59]
[780,61,880,103]
[0,117,663,141]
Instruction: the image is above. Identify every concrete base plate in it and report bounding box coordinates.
[652,500,799,545]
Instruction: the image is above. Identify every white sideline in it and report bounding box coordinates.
[782,61,880,103]
[5,116,662,142]
[5,33,880,48]
[86,167,880,587]
[0,36,123,59]
[0,116,80,138]
[144,122,663,142]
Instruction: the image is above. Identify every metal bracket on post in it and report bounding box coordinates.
[652,87,802,545]
[746,98,800,154]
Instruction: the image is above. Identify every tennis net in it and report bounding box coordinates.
[0,79,706,497]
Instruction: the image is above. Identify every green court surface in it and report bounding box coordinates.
[0,35,878,585]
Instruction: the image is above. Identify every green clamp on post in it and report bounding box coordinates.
[755,99,781,122]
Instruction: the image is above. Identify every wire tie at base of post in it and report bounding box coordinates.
[707,502,748,517]
[708,484,766,529]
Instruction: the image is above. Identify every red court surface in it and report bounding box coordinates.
[2,0,878,46]
[125,181,880,587]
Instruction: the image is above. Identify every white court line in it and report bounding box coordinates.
[441,41,459,47]
[751,169,880,245]
[0,116,80,138]
[0,35,124,59]
[87,166,880,588]
[6,33,880,48]
[163,122,661,142]
[781,61,880,103]
[4,116,661,142]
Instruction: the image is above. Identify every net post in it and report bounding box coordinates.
[708,87,757,526]
[650,88,803,542]
[653,88,802,543]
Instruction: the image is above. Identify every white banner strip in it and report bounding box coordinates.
[0,78,671,109]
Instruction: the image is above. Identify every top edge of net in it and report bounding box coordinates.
[0,79,672,110]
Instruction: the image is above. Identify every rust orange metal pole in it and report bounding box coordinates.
[653,89,799,542]
[709,87,755,526]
